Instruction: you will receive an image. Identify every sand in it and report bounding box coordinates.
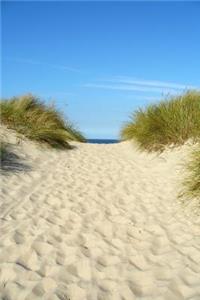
[0,127,200,300]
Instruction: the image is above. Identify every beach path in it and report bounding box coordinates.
[0,140,200,300]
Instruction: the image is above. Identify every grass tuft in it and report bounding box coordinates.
[121,91,200,152]
[121,90,200,201]
[0,94,86,148]
[183,146,200,200]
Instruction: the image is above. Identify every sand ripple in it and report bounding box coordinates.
[0,138,200,299]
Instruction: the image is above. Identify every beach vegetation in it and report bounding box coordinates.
[183,146,200,200]
[121,91,200,152]
[121,90,200,200]
[0,94,86,148]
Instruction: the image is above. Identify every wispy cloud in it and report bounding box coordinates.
[112,77,197,91]
[84,77,198,94]
[84,83,181,94]
[4,57,80,73]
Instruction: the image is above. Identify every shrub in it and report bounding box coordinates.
[121,91,200,152]
[0,94,86,148]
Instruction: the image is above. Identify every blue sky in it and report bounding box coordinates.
[2,1,200,138]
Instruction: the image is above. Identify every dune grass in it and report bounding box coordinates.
[121,91,200,152]
[121,90,200,200]
[183,146,200,199]
[0,94,86,148]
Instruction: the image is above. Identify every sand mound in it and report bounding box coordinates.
[0,127,200,299]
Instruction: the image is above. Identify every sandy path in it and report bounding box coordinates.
[0,137,200,300]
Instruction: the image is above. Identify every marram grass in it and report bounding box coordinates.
[121,91,200,152]
[183,146,200,200]
[121,90,200,200]
[0,94,86,148]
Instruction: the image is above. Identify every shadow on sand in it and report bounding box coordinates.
[0,142,78,174]
[1,151,31,173]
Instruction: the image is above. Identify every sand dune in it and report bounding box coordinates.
[0,128,200,300]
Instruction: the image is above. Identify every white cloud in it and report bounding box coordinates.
[4,57,80,73]
[84,77,198,94]
[114,77,197,90]
[83,83,181,94]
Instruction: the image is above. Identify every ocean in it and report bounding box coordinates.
[87,139,119,144]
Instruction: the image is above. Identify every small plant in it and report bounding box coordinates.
[0,94,86,148]
[121,91,200,152]
[183,146,200,200]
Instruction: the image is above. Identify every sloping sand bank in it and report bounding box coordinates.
[0,130,200,300]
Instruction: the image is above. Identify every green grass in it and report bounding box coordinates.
[0,94,86,148]
[121,90,200,201]
[183,146,200,200]
[121,91,200,152]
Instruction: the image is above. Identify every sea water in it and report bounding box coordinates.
[87,139,119,144]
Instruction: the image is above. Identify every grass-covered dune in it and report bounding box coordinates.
[121,91,200,152]
[0,94,86,148]
[121,90,200,201]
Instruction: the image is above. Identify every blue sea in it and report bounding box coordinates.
[87,139,119,144]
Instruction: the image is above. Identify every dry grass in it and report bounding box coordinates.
[121,91,200,152]
[121,90,200,200]
[0,94,86,148]
[183,146,200,200]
